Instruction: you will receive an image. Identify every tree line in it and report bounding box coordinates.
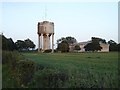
[1,34,36,51]
[57,36,120,52]
[1,34,120,52]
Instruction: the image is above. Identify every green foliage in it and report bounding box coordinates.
[74,45,81,50]
[2,35,17,51]
[15,40,25,51]
[43,49,52,53]
[24,38,36,50]
[16,60,35,87]
[2,51,20,67]
[57,36,77,52]
[28,68,68,88]
[84,37,102,51]
[108,40,118,51]
[2,51,23,88]
[57,41,69,52]
[68,70,117,88]
[2,51,35,88]
[57,36,77,45]
[118,43,120,51]
[15,38,36,51]
[2,65,19,88]
[92,37,107,44]
[84,43,102,51]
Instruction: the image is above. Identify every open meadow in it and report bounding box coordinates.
[22,52,118,88]
[2,51,118,88]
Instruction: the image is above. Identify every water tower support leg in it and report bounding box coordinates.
[38,35,40,52]
[52,33,54,53]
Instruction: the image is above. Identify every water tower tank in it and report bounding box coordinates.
[38,21,54,34]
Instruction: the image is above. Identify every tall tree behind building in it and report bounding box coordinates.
[57,36,77,52]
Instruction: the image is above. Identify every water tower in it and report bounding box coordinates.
[37,21,54,53]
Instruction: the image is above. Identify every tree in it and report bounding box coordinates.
[99,39,107,44]
[92,37,107,44]
[57,36,77,52]
[108,40,117,51]
[84,43,94,51]
[2,35,17,51]
[15,40,26,51]
[15,39,36,51]
[7,38,17,51]
[84,43,102,52]
[57,41,69,52]
[118,43,120,52]
[57,36,77,45]
[84,37,102,52]
[92,37,102,51]
[1,34,36,51]
[2,35,9,50]
[108,40,117,44]
[24,39,36,50]
[65,36,77,44]
[74,45,81,51]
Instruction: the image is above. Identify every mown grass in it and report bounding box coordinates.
[22,52,118,88]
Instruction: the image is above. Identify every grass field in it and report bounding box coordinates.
[22,52,118,88]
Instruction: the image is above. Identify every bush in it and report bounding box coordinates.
[43,49,52,53]
[54,49,57,53]
[2,51,36,88]
[2,51,24,88]
[2,51,20,68]
[16,60,36,87]
[2,51,13,64]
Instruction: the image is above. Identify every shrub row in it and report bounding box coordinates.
[3,51,69,88]
[15,60,35,87]
[2,51,36,88]
[2,51,23,69]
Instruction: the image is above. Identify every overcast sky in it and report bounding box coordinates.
[1,1,118,48]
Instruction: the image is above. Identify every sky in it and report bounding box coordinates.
[0,1,119,49]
